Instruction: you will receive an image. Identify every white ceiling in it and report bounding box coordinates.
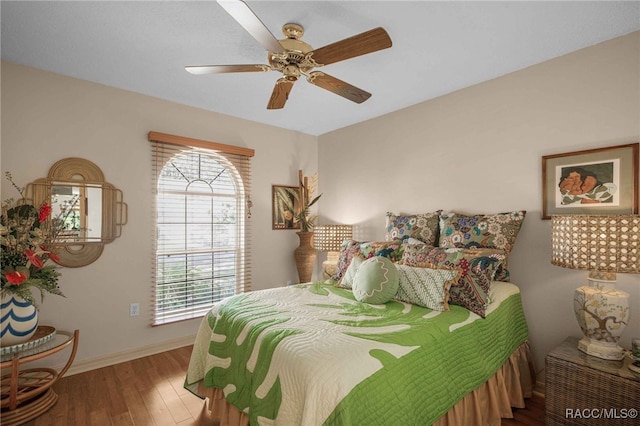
[2,1,639,136]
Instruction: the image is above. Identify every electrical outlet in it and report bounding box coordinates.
[129,303,140,317]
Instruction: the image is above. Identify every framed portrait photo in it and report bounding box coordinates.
[272,185,300,230]
[542,143,639,219]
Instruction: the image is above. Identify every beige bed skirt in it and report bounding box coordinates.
[196,341,535,426]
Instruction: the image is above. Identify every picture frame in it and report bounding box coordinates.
[272,185,300,230]
[542,143,639,219]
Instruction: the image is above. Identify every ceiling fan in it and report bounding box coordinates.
[186,0,392,110]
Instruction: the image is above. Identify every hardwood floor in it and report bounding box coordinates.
[23,345,203,426]
[19,345,546,425]
[503,394,546,426]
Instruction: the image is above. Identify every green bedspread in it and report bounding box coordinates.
[185,281,528,425]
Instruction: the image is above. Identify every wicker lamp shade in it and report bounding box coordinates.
[313,224,353,280]
[551,215,640,276]
[313,225,353,252]
[550,214,640,361]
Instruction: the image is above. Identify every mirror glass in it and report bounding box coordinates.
[26,158,127,267]
[51,183,103,242]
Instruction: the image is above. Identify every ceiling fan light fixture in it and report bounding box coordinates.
[283,65,300,80]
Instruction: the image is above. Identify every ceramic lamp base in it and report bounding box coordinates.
[322,255,339,280]
[577,337,624,360]
[573,273,629,361]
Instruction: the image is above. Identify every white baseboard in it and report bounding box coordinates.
[63,334,197,376]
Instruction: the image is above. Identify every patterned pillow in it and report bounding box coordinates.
[403,245,506,318]
[360,241,404,261]
[438,211,526,281]
[333,240,364,281]
[353,257,399,304]
[395,264,460,311]
[332,239,403,282]
[339,255,364,289]
[385,212,441,246]
[401,242,436,265]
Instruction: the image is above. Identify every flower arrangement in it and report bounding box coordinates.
[276,171,322,232]
[1,173,65,306]
[294,172,322,232]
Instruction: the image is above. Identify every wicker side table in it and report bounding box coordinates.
[545,336,640,425]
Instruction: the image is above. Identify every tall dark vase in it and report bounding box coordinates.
[294,231,316,283]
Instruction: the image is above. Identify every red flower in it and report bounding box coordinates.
[25,249,44,268]
[48,251,60,263]
[38,203,52,223]
[40,246,60,263]
[5,270,28,285]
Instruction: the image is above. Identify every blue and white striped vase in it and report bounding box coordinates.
[0,294,39,347]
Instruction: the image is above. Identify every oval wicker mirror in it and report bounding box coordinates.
[26,158,127,267]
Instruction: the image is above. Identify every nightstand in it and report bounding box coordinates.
[545,336,640,425]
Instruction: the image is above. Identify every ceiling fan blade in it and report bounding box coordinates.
[307,72,371,104]
[307,27,392,66]
[217,0,285,54]
[185,64,270,75]
[267,78,294,109]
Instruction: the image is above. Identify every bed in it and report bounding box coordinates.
[184,210,534,425]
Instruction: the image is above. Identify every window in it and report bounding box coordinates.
[149,132,253,325]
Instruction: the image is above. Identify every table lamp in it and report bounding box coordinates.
[551,215,640,360]
[313,224,353,280]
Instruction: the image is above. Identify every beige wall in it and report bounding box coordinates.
[317,31,640,375]
[1,62,317,369]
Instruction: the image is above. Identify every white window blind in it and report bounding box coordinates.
[148,132,253,325]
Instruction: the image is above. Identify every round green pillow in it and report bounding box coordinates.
[352,256,399,304]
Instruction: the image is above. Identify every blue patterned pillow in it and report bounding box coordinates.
[385,212,441,245]
[438,211,525,281]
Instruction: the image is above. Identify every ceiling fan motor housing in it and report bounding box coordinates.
[268,24,316,78]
